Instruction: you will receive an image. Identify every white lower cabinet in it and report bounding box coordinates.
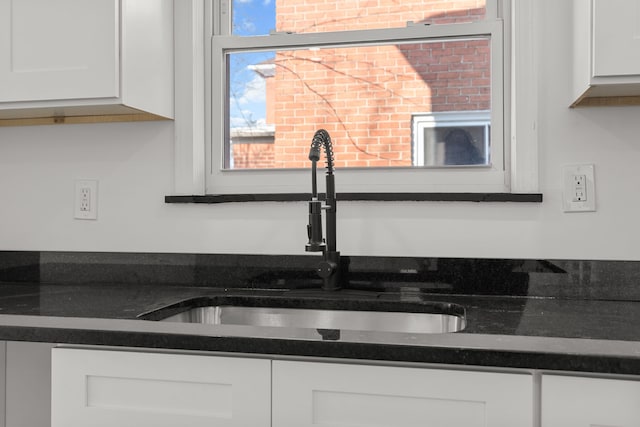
[58,347,640,427]
[0,341,4,427]
[5,342,56,427]
[51,348,271,427]
[0,341,57,427]
[542,374,640,426]
[273,360,533,427]
[52,347,533,427]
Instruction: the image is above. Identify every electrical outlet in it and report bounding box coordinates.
[562,164,595,212]
[572,174,587,202]
[74,180,98,220]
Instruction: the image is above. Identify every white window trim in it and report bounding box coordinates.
[509,0,539,193]
[173,0,207,195]
[172,0,538,196]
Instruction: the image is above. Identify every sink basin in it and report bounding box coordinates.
[145,297,465,334]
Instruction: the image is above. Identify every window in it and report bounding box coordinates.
[192,0,538,195]
[412,111,490,167]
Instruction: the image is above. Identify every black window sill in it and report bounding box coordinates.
[165,193,543,204]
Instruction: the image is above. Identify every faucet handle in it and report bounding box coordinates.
[318,250,341,291]
[317,259,337,278]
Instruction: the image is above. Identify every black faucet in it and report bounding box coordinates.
[306,129,341,291]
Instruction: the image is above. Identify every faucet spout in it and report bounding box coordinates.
[306,129,341,291]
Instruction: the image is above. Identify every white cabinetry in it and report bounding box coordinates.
[0,341,56,427]
[542,374,640,426]
[5,342,56,427]
[0,0,173,125]
[51,347,533,427]
[51,348,271,427]
[572,0,640,107]
[273,360,533,427]
[0,342,4,427]
[0,0,118,103]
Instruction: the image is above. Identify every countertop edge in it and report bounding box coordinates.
[1,314,639,375]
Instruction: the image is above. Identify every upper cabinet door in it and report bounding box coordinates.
[0,0,119,103]
[593,0,640,77]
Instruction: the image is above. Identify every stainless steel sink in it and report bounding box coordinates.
[156,305,465,334]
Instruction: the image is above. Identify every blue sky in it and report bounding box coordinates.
[233,0,275,36]
[229,0,276,129]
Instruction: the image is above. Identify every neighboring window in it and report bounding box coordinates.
[209,0,512,194]
[412,111,490,167]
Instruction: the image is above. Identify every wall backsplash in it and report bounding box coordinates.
[0,251,638,302]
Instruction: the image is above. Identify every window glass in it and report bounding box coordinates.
[232,0,276,36]
[231,0,486,36]
[225,37,491,169]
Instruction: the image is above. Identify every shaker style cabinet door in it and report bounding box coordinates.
[542,374,640,426]
[0,0,119,103]
[51,348,271,427]
[272,360,533,427]
[572,0,640,106]
[592,0,640,78]
[5,342,57,427]
[0,341,4,427]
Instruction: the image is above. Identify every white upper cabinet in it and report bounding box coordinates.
[0,0,119,103]
[0,0,174,125]
[572,0,640,107]
[592,0,640,78]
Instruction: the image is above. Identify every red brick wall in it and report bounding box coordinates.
[269,0,489,169]
[232,143,275,169]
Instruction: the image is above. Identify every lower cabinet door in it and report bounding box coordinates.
[51,348,271,427]
[272,360,533,427]
[6,341,57,427]
[542,374,640,426]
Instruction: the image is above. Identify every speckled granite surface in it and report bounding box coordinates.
[3,251,640,299]
[1,251,640,374]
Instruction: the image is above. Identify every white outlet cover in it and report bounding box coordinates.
[562,164,595,212]
[74,180,98,220]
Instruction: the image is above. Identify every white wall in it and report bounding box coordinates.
[1,0,640,260]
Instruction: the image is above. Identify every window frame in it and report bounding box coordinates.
[171,0,539,196]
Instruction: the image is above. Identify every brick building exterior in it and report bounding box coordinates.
[232,0,489,169]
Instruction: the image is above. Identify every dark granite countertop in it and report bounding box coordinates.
[0,281,639,375]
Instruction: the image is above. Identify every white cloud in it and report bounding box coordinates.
[238,19,256,33]
[230,113,267,129]
[237,74,266,105]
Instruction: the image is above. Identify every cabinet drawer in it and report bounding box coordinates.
[51,348,271,427]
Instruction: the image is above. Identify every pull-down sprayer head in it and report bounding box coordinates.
[309,129,335,174]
